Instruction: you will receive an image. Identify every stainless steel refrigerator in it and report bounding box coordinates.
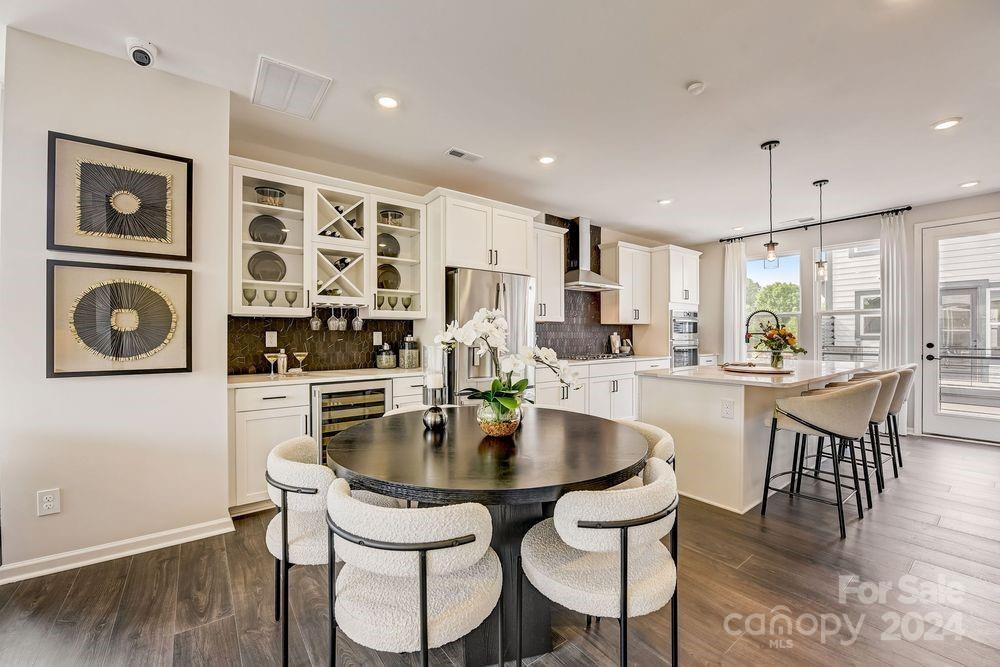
[445,267,536,404]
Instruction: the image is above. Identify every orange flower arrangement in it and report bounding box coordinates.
[750,322,806,355]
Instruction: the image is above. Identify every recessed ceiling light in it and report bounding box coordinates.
[657,199,673,205]
[538,156,556,165]
[686,81,706,96]
[960,180,980,188]
[376,94,399,109]
[731,226,744,231]
[932,117,962,131]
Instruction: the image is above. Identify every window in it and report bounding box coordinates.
[815,240,881,363]
[746,254,801,355]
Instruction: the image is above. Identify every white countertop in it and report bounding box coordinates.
[228,367,423,389]
[565,355,669,365]
[636,359,872,388]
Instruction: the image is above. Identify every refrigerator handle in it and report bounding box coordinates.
[495,281,503,310]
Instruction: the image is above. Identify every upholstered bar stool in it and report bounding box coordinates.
[326,479,503,666]
[264,436,402,666]
[609,419,676,491]
[850,365,915,477]
[821,371,900,492]
[761,380,880,539]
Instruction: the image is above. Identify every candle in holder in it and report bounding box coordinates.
[425,371,445,390]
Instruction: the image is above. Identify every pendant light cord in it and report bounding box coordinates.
[768,147,774,244]
[818,183,823,252]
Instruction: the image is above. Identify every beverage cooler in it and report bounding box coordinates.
[311,380,392,462]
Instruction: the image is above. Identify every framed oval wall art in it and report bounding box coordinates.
[47,260,192,378]
[47,131,193,260]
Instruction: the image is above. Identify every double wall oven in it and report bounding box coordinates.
[670,309,699,369]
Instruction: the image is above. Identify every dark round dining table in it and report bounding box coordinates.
[326,406,649,666]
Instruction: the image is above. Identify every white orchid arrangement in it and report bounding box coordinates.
[435,308,578,417]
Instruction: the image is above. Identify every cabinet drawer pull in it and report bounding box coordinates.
[410,383,424,388]
[262,395,287,400]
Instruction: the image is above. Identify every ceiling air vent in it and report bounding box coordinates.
[445,147,484,162]
[251,56,332,120]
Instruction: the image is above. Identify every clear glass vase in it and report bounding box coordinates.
[476,401,522,437]
[770,351,784,369]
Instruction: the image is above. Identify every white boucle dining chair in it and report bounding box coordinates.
[517,457,679,666]
[264,436,402,666]
[609,419,676,491]
[326,478,503,666]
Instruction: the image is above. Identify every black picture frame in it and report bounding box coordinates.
[47,259,193,378]
[47,131,194,261]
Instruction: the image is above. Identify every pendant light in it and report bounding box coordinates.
[761,140,780,266]
[813,179,829,281]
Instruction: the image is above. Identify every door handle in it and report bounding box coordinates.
[925,354,936,361]
[304,413,309,435]
[543,303,547,316]
[488,249,493,265]
[494,249,499,266]
[684,289,689,300]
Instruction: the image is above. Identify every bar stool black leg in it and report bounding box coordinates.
[761,418,778,516]
[879,423,898,479]
[846,439,863,519]
[813,436,825,474]
[891,414,904,468]
[857,431,873,509]
[789,433,800,501]
[827,435,847,539]
[869,423,885,492]
[274,558,281,622]
[796,436,807,494]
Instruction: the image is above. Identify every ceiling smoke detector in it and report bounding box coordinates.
[686,81,706,96]
[251,56,332,120]
[445,147,484,162]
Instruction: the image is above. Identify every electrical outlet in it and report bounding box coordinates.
[372,331,382,346]
[37,488,61,516]
[721,399,735,420]
[265,331,278,348]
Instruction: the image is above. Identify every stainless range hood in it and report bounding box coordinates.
[564,217,622,292]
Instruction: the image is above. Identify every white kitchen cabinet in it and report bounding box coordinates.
[370,195,426,319]
[442,195,534,275]
[234,404,309,506]
[535,381,587,413]
[535,224,567,322]
[587,374,635,420]
[598,242,652,324]
[667,245,701,306]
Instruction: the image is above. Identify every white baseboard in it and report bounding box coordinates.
[0,517,235,585]
[229,499,274,517]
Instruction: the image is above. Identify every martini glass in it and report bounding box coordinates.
[293,351,308,372]
[264,352,279,377]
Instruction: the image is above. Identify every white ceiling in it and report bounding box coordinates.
[3,0,999,243]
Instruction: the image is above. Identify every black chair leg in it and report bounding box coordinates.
[619,526,629,666]
[419,551,428,667]
[328,527,336,667]
[892,414,904,468]
[846,439,864,520]
[869,423,885,492]
[789,433,800,501]
[857,431,873,509]
[498,587,504,667]
[274,557,281,622]
[795,436,807,494]
[670,508,678,666]
[517,555,523,666]
[828,436,846,539]
[761,418,778,516]
[879,423,898,479]
[585,614,592,629]
[280,496,290,667]
[813,436,824,474]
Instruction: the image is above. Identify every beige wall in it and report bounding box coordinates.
[696,191,1000,358]
[0,30,231,576]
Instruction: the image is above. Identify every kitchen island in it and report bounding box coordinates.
[637,360,871,513]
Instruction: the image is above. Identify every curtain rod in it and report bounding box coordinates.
[718,205,912,243]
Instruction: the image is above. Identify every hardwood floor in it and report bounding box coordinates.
[2,434,1000,665]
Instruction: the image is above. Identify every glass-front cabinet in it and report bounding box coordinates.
[229,159,426,319]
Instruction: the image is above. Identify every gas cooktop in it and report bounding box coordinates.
[566,353,635,361]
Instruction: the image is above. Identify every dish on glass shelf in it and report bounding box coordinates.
[378,209,405,226]
[247,251,287,282]
[376,233,400,257]
[254,186,286,207]
[248,215,287,245]
[377,264,401,290]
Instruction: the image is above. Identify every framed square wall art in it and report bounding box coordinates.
[47,132,193,260]
[47,260,192,378]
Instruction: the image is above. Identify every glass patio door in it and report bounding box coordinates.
[921,218,1000,442]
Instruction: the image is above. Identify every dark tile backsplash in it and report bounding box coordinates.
[228,315,413,375]
[535,215,632,357]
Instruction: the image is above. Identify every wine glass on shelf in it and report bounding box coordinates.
[309,306,322,331]
[284,291,298,307]
[293,351,308,372]
[328,308,339,331]
[352,309,364,331]
[387,296,398,310]
[264,352,279,377]
[242,288,257,306]
[337,308,348,330]
[402,296,412,311]
[376,294,385,310]
[263,290,277,307]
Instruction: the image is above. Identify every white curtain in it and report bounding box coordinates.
[723,240,748,363]
[880,212,910,368]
